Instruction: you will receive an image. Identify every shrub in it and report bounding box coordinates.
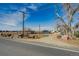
[57,35,62,39]
[74,31,79,38]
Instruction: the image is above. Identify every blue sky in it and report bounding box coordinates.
[0,3,78,31]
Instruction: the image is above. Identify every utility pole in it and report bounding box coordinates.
[22,12,25,38]
[19,11,26,38]
[39,24,41,38]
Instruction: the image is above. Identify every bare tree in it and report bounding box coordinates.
[63,3,79,36]
[55,3,79,39]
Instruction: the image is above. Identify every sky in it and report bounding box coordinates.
[0,3,78,31]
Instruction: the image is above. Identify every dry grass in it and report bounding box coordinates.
[1,31,79,48]
[51,33,79,47]
[62,39,79,47]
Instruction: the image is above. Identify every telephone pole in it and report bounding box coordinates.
[19,11,26,38]
[22,12,25,38]
[39,24,41,38]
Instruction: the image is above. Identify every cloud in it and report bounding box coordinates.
[0,20,16,26]
[0,11,29,30]
[1,12,29,24]
[0,13,20,26]
[0,24,22,31]
[27,4,38,11]
[0,3,49,31]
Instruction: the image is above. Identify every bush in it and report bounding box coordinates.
[57,35,62,39]
[74,31,79,38]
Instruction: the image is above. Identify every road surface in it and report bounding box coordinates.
[0,39,79,56]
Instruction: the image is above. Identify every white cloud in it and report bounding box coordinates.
[27,4,38,11]
[0,20,16,26]
[0,11,29,30]
[1,12,29,24]
[19,8,27,12]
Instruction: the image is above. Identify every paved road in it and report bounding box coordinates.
[0,39,79,56]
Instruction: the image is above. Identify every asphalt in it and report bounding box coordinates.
[0,39,79,56]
